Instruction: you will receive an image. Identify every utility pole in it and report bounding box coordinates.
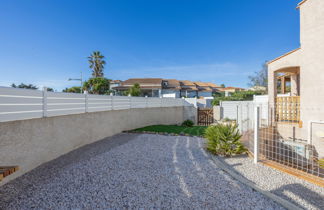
[68,71,83,93]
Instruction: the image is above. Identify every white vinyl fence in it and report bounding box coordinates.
[220,101,254,132]
[184,98,213,108]
[0,87,189,123]
[220,95,269,132]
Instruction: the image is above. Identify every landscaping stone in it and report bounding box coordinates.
[218,151,324,210]
[0,134,283,209]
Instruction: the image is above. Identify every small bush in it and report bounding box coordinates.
[222,117,233,122]
[204,124,246,157]
[181,120,194,127]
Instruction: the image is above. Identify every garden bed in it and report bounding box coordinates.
[128,125,207,137]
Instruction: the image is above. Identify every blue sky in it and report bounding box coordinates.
[0,0,301,91]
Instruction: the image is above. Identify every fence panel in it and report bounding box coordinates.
[0,87,43,121]
[148,97,161,108]
[161,98,171,107]
[130,97,147,109]
[220,96,324,184]
[87,94,112,112]
[220,98,267,151]
[221,101,242,120]
[0,87,192,123]
[257,110,324,185]
[220,101,254,132]
[112,96,131,110]
[46,92,85,117]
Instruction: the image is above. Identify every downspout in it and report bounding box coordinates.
[308,120,324,145]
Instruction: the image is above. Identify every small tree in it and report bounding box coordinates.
[83,78,110,95]
[248,62,268,88]
[46,87,54,92]
[129,83,141,96]
[11,83,38,90]
[63,86,81,93]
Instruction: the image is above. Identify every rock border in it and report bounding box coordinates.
[123,130,204,138]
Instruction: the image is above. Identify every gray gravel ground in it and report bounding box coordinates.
[0,133,284,210]
[219,153,324,210]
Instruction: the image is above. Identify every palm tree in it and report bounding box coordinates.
[88,51,106,78]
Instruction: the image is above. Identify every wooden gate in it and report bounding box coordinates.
[198,108,214,126]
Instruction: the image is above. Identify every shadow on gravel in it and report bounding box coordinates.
[270,184,324,210]
[230,163,243,167]
[0,133,139,200]
[218,155,324,210]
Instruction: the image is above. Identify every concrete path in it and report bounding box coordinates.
[0,134,283,209]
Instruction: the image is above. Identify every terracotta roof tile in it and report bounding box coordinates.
[222,87,245,91]
[122,78,162,86]
[163,79,180,89]
[180,80,195,86]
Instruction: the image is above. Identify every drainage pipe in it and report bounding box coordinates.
[307,120,324,145]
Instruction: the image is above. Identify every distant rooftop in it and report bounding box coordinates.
[112,78,228,92]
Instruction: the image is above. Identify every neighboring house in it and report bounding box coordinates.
[194,82,213,98]
[110,80,122,89]
[219,87,245,96]
[267,0,324,157]
[248,86,267,92]
[206,82,222,93]
[112,78,222,98]
[179,80,198,98]
[161,79,181,98]
[113,78,163,97]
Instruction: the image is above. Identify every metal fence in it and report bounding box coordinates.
[255,105,324,185]
[219,96,324,185]
[220,100,254,133]
[0,87,189,123]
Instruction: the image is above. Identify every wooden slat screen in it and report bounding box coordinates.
[276,96,300,122]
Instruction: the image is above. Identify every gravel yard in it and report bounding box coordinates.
[220,155,324,210]
[0,134,284,209]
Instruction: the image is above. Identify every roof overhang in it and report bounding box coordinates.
[297,0,309,9]
[113,86,161,90]
[267,48,301,65]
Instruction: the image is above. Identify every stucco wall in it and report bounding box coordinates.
[183,105,197,124]
[0,106,196,185]
[267,50,302,107]
[267,0,324,157]
[299,0,324,123]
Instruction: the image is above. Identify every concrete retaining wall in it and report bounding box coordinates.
[0,106,194,185]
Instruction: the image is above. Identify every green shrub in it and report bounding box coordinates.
[222,117,233,122]
[204,124,246,157]
[212,90,265,106]
[181,120,194,127]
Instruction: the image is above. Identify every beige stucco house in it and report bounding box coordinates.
[267,0,324,157]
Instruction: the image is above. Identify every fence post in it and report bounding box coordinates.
[128,95,131,109]
[240,104,243,132]
[145,96,148,108]
[236,105,239,124]
[254,106,260,164]
[112,96,114,110]
[42,87,48,117]
[84,91,88,113]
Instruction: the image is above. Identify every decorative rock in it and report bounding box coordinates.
[0,134,283,209]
